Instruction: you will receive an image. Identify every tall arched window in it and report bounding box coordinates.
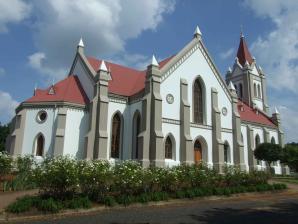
[254,83,257,97]
[255,134,261,165]
[239,83,243,99]
[271,137,276,144]
[224,142,230,163]
[132,111,141,159]
[257,84,261,98]
[36,134,44,156]
[165,136,172,159]
[193,78,204,124]
[111,113,121,159]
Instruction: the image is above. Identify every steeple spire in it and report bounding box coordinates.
[236,31,253,66]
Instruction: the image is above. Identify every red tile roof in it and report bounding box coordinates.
[86,55,174,96]
[237,36,253,66]
[238,100,276,127]
[25,75,89,105]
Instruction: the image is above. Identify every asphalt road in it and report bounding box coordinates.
[9,190,298,224]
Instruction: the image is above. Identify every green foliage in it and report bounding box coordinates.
[37,197,63,213]
[103,195,116,207]
[0,151,13,175]
[0,123,9,152]
[281,144,298,172]
[254,143,282,167]
[5,196,36,213]
[63,196,91,209]
[32,156,79,198]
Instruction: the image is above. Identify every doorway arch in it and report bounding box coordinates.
[193,136,208,164]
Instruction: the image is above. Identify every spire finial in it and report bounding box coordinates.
[78,37,84,48]
[228,81,236,91]
[100,60,108,72]
[151,54,159,66]
[240,24,244,38]
[194,25,202,38]
[34,83,37,96]
[274,107,280,114]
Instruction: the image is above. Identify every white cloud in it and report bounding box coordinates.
[0,67,5,77]
[0,0,31,33]
[0,91,19,124]
[27,0,175,80]
[244,0,298,93]
[219,48,234,60]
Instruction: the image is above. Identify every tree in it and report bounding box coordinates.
[0,122,10,152]
[254,143,282,169]
[280,144,298,172]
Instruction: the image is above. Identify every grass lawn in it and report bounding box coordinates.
[273,176,298,184]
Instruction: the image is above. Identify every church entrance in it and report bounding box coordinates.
[194,139,202,164]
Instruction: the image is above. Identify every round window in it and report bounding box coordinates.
[37,111,47,123]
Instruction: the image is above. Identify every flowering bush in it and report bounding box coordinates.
[0,151,13,176]
[32,156,79,198]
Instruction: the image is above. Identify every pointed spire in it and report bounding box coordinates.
[193,25,202,38]
[274,107,280,114]
[236,31,253,66]
[78,37,84,48]
[227,67,232,73]
[228,81,236,91]
[151,54,159,66]
[99,60,108,72]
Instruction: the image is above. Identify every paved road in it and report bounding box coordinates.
[11,191,298,224]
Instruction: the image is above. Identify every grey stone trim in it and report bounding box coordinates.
[211,87,224,173]
[263,127,270,143]
[190,123,212,130]
[17,102,86,113]
[231,91,246,170]
[221,128,233,133]
[109,97,127,104]
[179,78,193,165]
[247,125,257,171]
[162,118,181,125]
[240,120,277,130]
[53,108,67,156]
[8,109,27,156]
[260,75,269,113]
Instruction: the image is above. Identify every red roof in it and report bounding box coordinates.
[25,75,89,105]
[238,100,276,127]
[86,55,174,96]
[237,36,253,66]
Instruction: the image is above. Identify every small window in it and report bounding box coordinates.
[37,111,47,123]
[224,142,230,163]
[165,136,173,159]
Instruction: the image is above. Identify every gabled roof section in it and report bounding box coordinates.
[236,35,253,66]
[86,55,174,96]
[238,100,276,128]
[25,75,89,105]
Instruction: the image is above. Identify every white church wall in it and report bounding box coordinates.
[190,127,213,165]
[162,122,180,167]
[241,125,249,171]
[63,109,89,159]
[160,47,233,130]
[72,59,94,100]
[22,108,57,157]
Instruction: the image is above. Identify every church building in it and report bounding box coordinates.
[6,26,288,174]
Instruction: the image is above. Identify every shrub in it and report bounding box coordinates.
[137,193,151,204]
[0,151,13,176]
[116,194,135,206]
[36,198,63,213]
[13,155,36,190]
[6,196,36,213]
[64,196,92,209]
[32,156,79,198]
[103,195,116,207]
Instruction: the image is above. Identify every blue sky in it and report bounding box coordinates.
[0,0,297,143]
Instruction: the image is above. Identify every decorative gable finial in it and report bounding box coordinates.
[274,107,280,114]
[194,25,202,38]
[227,67,232,73]
[240,25,244,38]
[151,54,159,67]
[34,83,37,96]
[78,37,84,48]
[228,81,236,91]
[99,60,108,72]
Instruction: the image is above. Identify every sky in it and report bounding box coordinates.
[0,0,297,143]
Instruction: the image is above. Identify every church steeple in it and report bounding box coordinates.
[236,33,253,66]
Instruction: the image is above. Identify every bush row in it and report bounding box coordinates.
[6,183,287,213]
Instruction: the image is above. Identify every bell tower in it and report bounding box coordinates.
[225,33,269,113]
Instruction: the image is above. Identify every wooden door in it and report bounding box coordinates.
[194,140,202,164]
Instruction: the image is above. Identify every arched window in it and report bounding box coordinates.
[239,83,243,99]
[132,111,141,159]
[165,136,172,159]
[224,142,230,163]
[257,84,261,98]
[194,139,202,164]
[111,113,121,159]
[254,83,257,97]
[255,134,261,165]
[271,137,276,144]
[193,78,204,124]
[36,134,44,156]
